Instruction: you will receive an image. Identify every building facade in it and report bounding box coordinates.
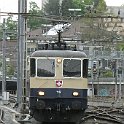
[107,6,124,17]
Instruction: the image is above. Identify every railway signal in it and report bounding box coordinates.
[92,61,97,75]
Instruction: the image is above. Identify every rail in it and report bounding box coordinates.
[81,106,124,124]
[88,96,124,102]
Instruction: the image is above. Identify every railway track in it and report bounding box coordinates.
[80,106,124,124]
[17,106,124,124]
[0,106,124,124]
[0,94,124,124]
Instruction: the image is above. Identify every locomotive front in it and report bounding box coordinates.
[29,50,88,123]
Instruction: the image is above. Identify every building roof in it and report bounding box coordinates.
[0,40,17,52]
[27,19,83,41]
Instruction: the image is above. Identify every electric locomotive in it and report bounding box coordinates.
[29,42,88,123]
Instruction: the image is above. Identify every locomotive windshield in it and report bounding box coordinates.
[63,59,81,77]
[37,59,55,77]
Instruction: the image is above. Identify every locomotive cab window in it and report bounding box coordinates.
[37,59,55,77]
[83,59,88,78]
[63,59,81,77]
[30,58,36,77]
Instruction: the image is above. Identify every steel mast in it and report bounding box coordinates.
[17,0,27,113]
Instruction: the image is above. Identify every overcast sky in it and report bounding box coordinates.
[105,0,124,6]
[0,0,124,13]
[0,0,41,13]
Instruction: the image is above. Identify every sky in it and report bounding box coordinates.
[0,0,42,13]
[0,0,124,13]
[0,0,42,22]
[105,0,124,6]
[0,0,124,21]
[0,0,124,12]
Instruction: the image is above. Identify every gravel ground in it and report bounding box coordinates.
[0,100,124,124]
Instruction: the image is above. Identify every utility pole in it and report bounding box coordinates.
[2,18,6,96]
[118,65,122,100]
[17,0,22,106]
[91,60,94,98]
[97,60,100,96]
[119,73,122,100]
[17,0,27,113]
[114,60,118,101]
[89,47,94,98]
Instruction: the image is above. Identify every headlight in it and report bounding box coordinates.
[57,58,62,63]
[38,91,45,96]
[73,92,79,96]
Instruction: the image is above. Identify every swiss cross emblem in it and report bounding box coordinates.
[56,80,63,87]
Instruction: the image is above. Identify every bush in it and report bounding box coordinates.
[103,70,113,77]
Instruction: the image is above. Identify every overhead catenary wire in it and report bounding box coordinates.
[1,11,124,20]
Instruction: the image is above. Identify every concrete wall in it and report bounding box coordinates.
[88,84,124,97]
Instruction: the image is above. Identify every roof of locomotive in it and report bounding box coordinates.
[31,50,87,58]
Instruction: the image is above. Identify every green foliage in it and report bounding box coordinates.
[6,16,17,30]
[73,0,93,12]
[29,1,39,10]
[0,16,17,40]
[5,16,17,40]
[116,43,124,51]
[43,0,60,16]
[73,0,93,5]
[73,0,106,15]
[61,0,77,16]
[0,0,107,34]
[95,0,106,12]
[103,70,113,77]
[93,0,99,7]
[27,1,44,30]
[7,65,15,77]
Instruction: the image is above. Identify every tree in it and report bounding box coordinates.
[5,16,17,40]
[7,64,15,78]
[43,0,83,17]
[27,1,44,30]
[43,0,106,17]
[93,0,100,7]
[61,0,106,17]
[73,0,106,14]
[73,0,93,6]
[0,16,17,40]
[73,0,93,12]
[95,0,106,12]
[116,43,124,51]
[61,0,77,16]
[43,0,60,16]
